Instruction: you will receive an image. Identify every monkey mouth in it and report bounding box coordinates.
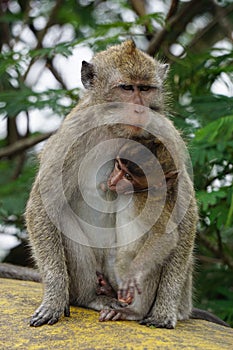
[107,183,127,194]
[107,180,115,191]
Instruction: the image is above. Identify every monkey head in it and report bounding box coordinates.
[107,156,148,195]
[81,40,169,136]
[107,141,179,195]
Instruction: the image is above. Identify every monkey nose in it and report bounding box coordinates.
[109,173,123,186]
[134,104,145,114]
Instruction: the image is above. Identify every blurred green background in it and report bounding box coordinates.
[0,0,232,325]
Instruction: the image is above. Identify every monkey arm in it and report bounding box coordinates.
[117,222,179,304]
[140,202,197,329]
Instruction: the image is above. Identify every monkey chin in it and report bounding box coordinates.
[108,123,149,138]
[121,124,149,138]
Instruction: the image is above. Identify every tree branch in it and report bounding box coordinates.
[0,132,53,159]
[46,58,67,89]
[146,0,212,56]
[188,2,233,52]
[166,0,179,21]
[197,232,233,270]
[130,0,146,17]
[23,0,63,82]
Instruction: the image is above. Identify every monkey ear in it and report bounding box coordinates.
[126,39,136,53]
[81,61,95,89]
[158,63,169,81]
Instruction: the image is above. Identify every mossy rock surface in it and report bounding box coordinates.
[1,278,233,350]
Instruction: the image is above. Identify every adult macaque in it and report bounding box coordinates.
[27,39,172,327]
[26,40,213,329]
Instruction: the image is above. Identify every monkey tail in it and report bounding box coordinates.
[0,263,41,282]
[191,308,230,327]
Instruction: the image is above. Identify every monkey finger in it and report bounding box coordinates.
[112,312,124,321]
[117,289,127,301]
[47,316,60,325]
[64,305,70,317]
[105,310,117,321]
[127,278,142,295]
[119,287,133,301]
[99,309,110,321]
[99,309,117,321]
[127,286,135,299]
[124,292,133,304]
[134,280,142,295]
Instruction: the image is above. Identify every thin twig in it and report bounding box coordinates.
[146,0,211,56]
[166,0,179,21]
[0,132,53,159]
[198,232,233,269]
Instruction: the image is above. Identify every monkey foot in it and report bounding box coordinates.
[139,316,175,329]
[30,304,70,327]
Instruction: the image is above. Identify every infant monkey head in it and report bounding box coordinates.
[107,141,178,195]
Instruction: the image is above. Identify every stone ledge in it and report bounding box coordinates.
[1,278,232,350]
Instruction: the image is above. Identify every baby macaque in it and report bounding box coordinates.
[101,140,178,196]
[100,140,179,306]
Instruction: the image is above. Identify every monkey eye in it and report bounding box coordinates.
[124,173,133,181]
[120,85,134,91]
[139,85,151,91]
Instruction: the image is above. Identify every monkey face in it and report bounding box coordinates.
[107,157,148,194]
[110,84,160,133]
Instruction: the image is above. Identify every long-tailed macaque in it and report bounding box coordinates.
[25,40,216,329]
[100,140,179,308]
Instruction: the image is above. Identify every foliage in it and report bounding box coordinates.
[0,0,232,325]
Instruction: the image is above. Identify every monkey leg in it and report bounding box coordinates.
[177,260,193,321]
[29,226,70,327]
[62,240,125,315]
[140,247,193,329]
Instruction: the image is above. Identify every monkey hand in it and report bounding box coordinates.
[99,308,126,321]
[30,300,70,327]
[99,301,136,322]
[117,275,142,304]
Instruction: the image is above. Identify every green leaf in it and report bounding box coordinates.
[195,115,233,143]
